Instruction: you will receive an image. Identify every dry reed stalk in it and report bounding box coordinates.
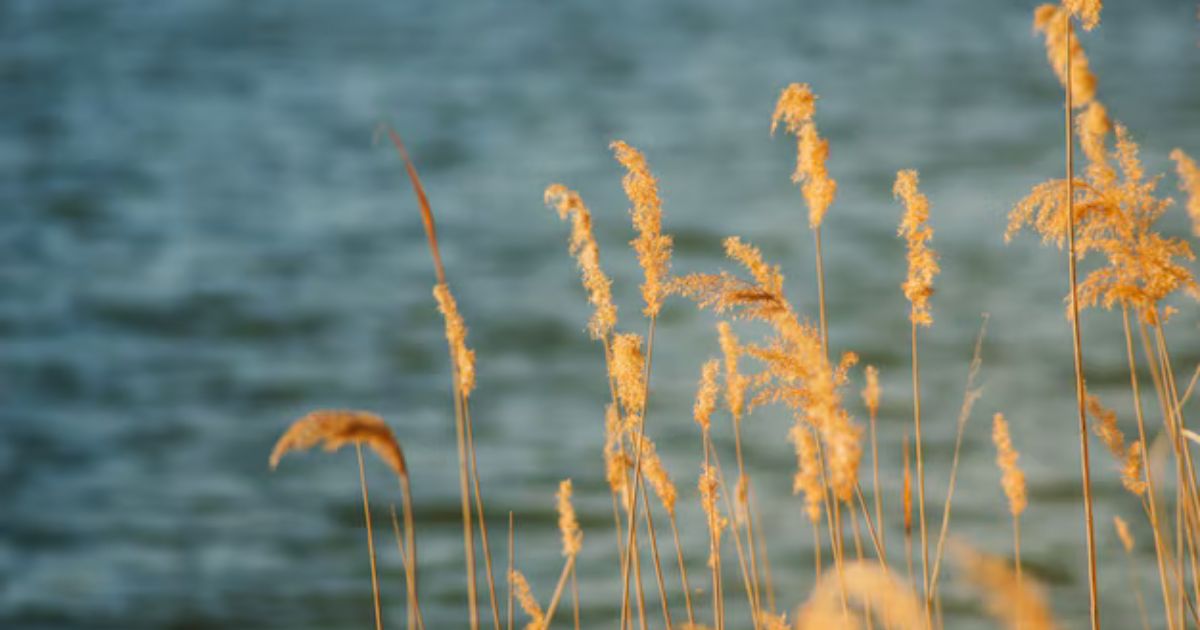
[952,542,1061,630]
[1061,13,1100,628]
[793,561,925,630]
[699,458,726,630]
[270,410,416,630]
[862,366,886,561]
[928,317,988,600]
[894,169,937,628]
[390,505,426,630]
[718,322,765,616]
[708,436,766,627]
[611,139,673,630]
[508,512,515,630]
[462,404,505,630]
[384,127,492,630]
[902,434,915,591]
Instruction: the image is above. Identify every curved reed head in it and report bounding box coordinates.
[269,409,408,480]
[894,169,939,327]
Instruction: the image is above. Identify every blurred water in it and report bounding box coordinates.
[2,0,1199,628]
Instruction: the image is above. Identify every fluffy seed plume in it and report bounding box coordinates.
[895,169,939,326]
[1170,148,1200,237]
[611,333,647,424]
[1064,0,1102,31]
[270,410,407,478]
[862,365,881,418]
[772,83,837,228]
[991,413,1028,517]
[794,562,925,630]
[433,283,476,397]
[611,140,672,317]
[717,321,749,422]
[544,184,618,339]
[556,479,582,557]
[953,542,1062,630]
[1085,394,1147,495]
[510,570,545,630]
[633,434,677,515]
[694,359,721,432]
[1033,4,1098,108]
[790,424,824,523]
[1113,516,1134,552]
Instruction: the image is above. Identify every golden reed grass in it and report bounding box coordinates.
[270,410,419,630]
[270,4,1200,628]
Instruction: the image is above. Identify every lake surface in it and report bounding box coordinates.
[3,1,1199,628]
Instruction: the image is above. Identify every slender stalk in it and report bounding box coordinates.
[909,322,931,629]
[507,512,514,630]
[903,434,915,597]
[668,512,696,625]
[390,502,423,630]
[1062,15,1100,630]
[709,439,763,628]
[571,562,581,630]
[619,317,658,630]
[544,555,578,629]
[853,484,886,565]
[356,445,384,630]
[868,392,886,562]
[702,430,725,630]
[1014,515,1023,626]
[731,421,763,618]
[452,387,480,630]
[463,404,503,630]
[814,227,829,354]
[749,489,777,613]
[639,484,673,629]
[1123,306,1177,630]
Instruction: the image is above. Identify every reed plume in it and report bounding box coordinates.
[991,414,1028,518]
[771,83,837,229]
[894,170,938,327]
[1084,393,1147,495]
[1171,149,1200,236]
[694,359,721,433]
[611,141,672,318]
[631,434,677,516]
[271,410,414,630]
[717,322,749,423]
[790,424,824,524]
[611,333,647,425]
[952,542,1061,630]
[511,570,545,630]
[270,410,409,477]
[793,561,925,630]
[1033,4,1097,107]
[544,184,618,339]
[557,480,583,557]
[433,284,476,398]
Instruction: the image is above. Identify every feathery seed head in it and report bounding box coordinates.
[556,479,582,557]
[611,140,672,317]
[611,333,647,423]
[1034,4,1097,107]
[862,365,881,418]
[1064,0,1102,31]
[698,464,727,566]
[1171,149,1200,237]
[790,423,824,523]
[269,410,408,480]
[894,169,939,327]
[770,83,816,136]
[717,322,749,422]
[544,184,618,339]
[433,283,476,397]
[633,434,678,515]
[511,570,545,630]
[694,359,721,432]
[991,413,1028,517]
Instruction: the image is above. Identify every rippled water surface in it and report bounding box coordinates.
[3,1,1200,628]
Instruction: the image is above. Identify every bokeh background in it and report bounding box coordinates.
[3,1,1199,628]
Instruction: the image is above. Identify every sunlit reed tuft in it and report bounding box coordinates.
[894,169,938,327]
[611,140,672,317]
[1033,4,1097,107]
[557,480,583,557]
[544,184,618,339]
[611,333,647,425]
[953,543,1061,630]
[510,570,545,630]
[270,409,407,478]
[1170,148,1200,237]
[433,283,477,397]
[991,413,1028,517]
[694,359,721,432]
[771,83,837,228]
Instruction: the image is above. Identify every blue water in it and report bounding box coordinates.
[3,1,1199,627]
